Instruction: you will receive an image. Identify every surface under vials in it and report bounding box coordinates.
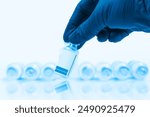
[54,81,70,93]
[129,61,149,80]
[0,61,149,99]
[6,82,19,94]
[55,44,79,77]
[134,81,149,94]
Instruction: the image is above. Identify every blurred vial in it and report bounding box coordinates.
[55,43,79,78]
[6,63,23,80]
[96,63,113,81]
[22,82,37,94]
[81,84,93,94]
[134,81,149,94]
[55,81,70,93]
[79,63,95,80]
[26,85,37,94]
[100,82,113,93]
[112,61,131,80]
[128,61,149,80]
[6,83,18,94]
[44,84,54,94]
[137,84,149,94]
[41,63,55,80]
[24,63,41,80]
[117,80,134,94]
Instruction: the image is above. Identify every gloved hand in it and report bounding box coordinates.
[64,0,150,49]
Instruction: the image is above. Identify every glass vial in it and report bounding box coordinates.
[128,61,149,80]
[112,61,131,80]
[24,63,41,80]
[55,43,79,77]
[6,63,23,80]
[79,62,95,80]
[41,63,55,80]
[96,63,113,81]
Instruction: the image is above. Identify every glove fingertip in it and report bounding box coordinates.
[109,29,132,43]
[63,34,69,43]
[97,36,108,42]
[68,29,86,44]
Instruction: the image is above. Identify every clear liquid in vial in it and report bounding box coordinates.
[55,43,79,77]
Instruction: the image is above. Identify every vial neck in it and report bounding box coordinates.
[68,43,78,51]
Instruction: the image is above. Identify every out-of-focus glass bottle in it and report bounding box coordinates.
[79,62,95,80]
[96,63,113,81]
[128,61,149,80]
[112,61,132,80]
[41,63,55,80]
[6,63,23,80]
[24,63,41,80]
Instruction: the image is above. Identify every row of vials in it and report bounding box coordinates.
[4,60,149,81]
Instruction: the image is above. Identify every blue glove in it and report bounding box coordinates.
[64,0,150,49]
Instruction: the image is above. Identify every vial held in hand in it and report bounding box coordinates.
[55,43,79,77]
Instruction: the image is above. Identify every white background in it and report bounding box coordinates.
[0,0,150,76]
[0,100,150,117]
